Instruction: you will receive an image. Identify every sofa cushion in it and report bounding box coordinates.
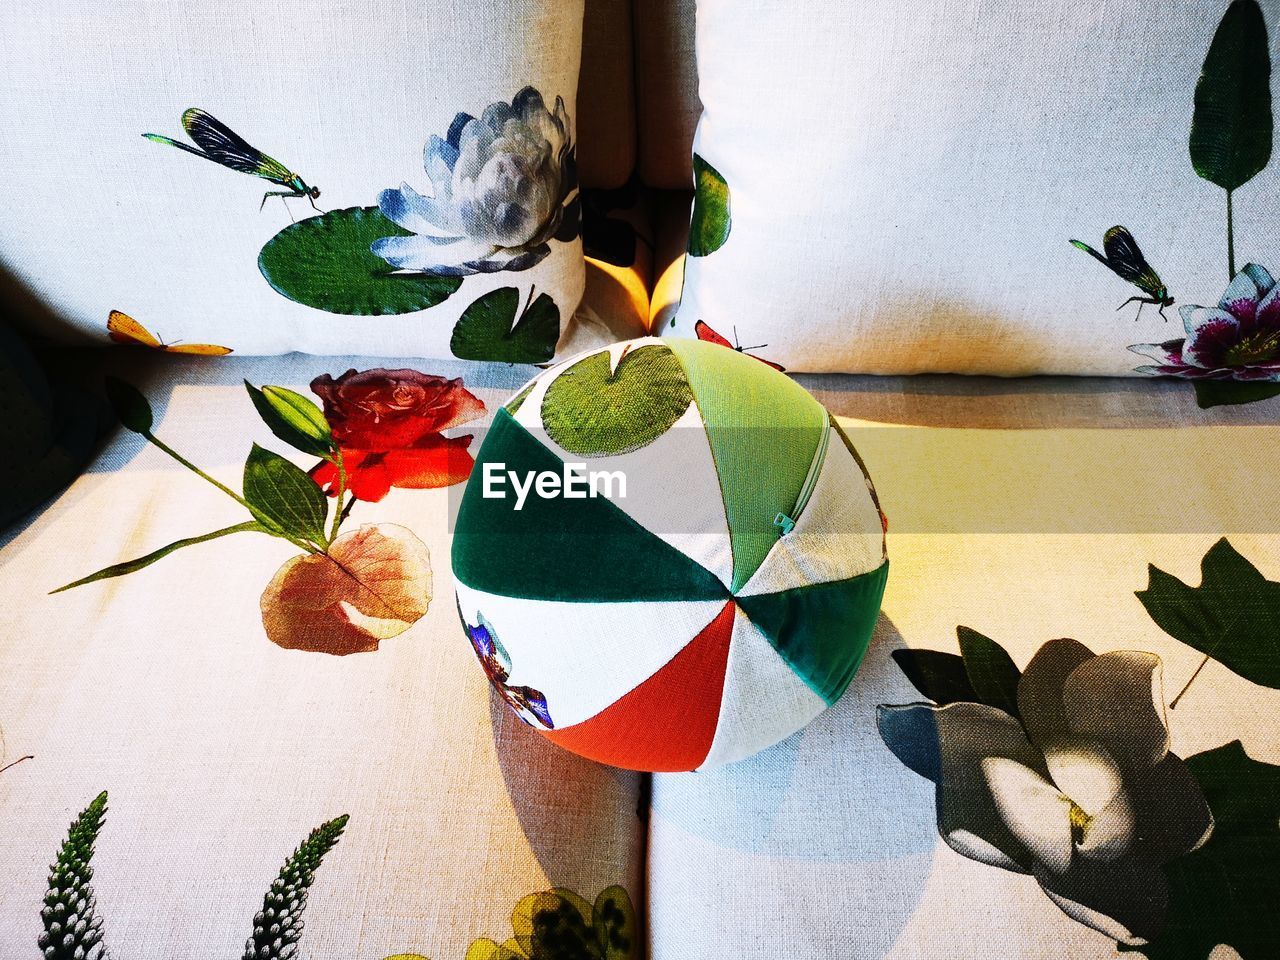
[0,0,586,361]
[0,350,644,957]
[669,0,1280,375]
[647,372,1280,957]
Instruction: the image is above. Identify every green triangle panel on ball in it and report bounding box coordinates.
[452,337,889,772]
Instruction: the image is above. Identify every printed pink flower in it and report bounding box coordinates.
[1130,264,1280,381]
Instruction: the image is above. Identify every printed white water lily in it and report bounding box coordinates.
[878,639,1213,945]
[373,87,580,276]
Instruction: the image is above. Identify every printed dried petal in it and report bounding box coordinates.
[260,523,431,655]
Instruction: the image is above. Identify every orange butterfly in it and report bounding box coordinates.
[107,310,232,356]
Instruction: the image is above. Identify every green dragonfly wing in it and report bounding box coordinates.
[1101,225,1165,294]
[252,152,300,186]
[179,108,298,186]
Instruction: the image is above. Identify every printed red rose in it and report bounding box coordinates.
[312,433,476,502]
[310,368,485,449]
[310,368,485,502]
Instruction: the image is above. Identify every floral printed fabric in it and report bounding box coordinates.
[0,0,586,358]
[1131,263,1280,382]
[878,639,1213,943]
[674,0,1279,375]
[375,88,580,276]
[0,349,643,959]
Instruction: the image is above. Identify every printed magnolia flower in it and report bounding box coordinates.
[878,639,1213,945]
[310,368,484,502]
[459,605,553,729]
[261,523,432,656]
[373,87,580,276]
[1131,263,1280,381]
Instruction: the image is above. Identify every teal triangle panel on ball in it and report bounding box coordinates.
[452,408,730,603]
[737,561,890,705]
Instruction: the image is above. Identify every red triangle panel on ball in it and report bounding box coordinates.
[540,601,737,772]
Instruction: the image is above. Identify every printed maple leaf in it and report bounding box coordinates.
[1136,538,1280,705]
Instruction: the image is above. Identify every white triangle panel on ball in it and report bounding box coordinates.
[454,581,727,730]
[696,604,827,770]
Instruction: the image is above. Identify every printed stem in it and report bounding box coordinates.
[145,432,251,509]
[143,432,322,556]
[1169,653,1211,709]
[329,448,347,543]
[1227,189,1235,280]
[0,755,33,775]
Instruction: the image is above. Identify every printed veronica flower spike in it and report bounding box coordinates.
[878,639,1213,945]
[310,368,485,502]
[1130,263,1280,380]
[373,87,580,276]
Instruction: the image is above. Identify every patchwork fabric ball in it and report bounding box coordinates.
[452,337,888,772]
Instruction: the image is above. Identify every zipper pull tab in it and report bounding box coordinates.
[773,512,796,536]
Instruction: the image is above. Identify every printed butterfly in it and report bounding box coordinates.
[460,606,555,729]
[107,310,232,356]
[1070,225,1174,321]
[144,108,321,217]
[695,320,786,371]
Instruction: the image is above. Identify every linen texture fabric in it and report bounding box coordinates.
[672,0,1280,375]
[0,0,586,360]
[0,351,643,959]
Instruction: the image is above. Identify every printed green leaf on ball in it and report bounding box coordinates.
[688,154,732,257]
[542,345,693,457]
[258,206,462,315]
[451,287,560,364]
[504,380,536,415]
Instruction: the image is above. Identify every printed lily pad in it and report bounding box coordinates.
[1193,380,1280,408]
[450,287,560,364]
[258,206,461,315]
[541,345,692,457]
[688,154,731,257]
[1137,538,1280,690]
[1118,740,1280,960]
